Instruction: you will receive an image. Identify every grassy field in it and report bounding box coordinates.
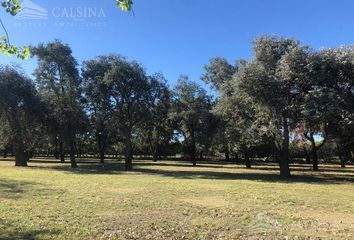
[0,159,353,240]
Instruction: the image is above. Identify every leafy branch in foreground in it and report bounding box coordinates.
[0,36,30,59]
[1,0,30,59]
[116,0,133,11]
[1,0,21,15]
[0,0,133,59]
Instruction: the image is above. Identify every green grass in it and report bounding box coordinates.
[0,159,353,239]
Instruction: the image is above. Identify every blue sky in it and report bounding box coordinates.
[1,0,354,91]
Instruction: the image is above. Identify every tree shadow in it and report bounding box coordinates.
[0,179,40,199]
[0,219,61,240]
[32,160,354,184]
[251,165,354,174]
[129,160,354,174]
[132,167,354,184]
[134,161,231,169]
[31,162,126,175]
[0,178,64,200]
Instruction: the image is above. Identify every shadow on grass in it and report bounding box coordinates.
[0,179,41,199]
[32,161,354,185]
[134,161,232,169]
[3,157,353,172]
[0,178,64,200]
[3,157,352,184]
[133,167,354,184]
[0,220,61,240]
[31,162,126,175]
[131,161,354,174]
[249,165,354,174]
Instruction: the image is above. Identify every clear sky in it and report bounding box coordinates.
[1,0,354,90]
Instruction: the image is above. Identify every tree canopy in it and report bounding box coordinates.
[0,35,353,178]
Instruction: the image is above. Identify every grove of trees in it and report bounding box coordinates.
[0,37,353,178]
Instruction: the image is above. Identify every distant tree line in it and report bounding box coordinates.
[0,36,353,178]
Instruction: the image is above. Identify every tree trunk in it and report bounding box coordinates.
[341,158,347,168]
[305,130,328,171]
[69,141,77,168]
[234,154,239,163]
[310,139,319,171]
[54,138,59,159]
[98,136,106,164]
[243,147,251,169]
[153,152,158,162]
[60,153,65,162]
[99,149,105,164]
[312,149,319,171]
[13,139,28,167]
[14,149,28,167]
[225,148,230,162]
[13,136,28,167]
[152,145,158,162]
[190,133,197,166]
[337,144,347,168]
[67,128,77,168]
[303,146,311,164]
[59,140,65,163]
[124,130,133,171]
[148,139,159,162]
[279,115,291,178]
[8,114,28,167]
[199,151,203,160]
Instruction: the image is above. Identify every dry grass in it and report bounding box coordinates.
[0,158,353,239]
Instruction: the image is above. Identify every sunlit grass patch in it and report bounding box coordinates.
[0,159,353,239]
